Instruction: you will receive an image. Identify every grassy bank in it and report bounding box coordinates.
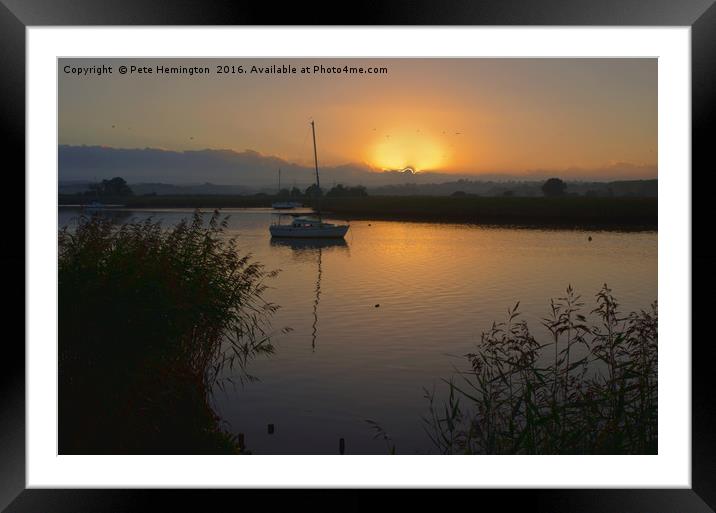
[424,285,657,454]
[59,211,278,454]
[59,194,277,209]
[320,196,657,230]
[60,194,657,230]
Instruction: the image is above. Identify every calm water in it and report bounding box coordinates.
[59,207,658,454]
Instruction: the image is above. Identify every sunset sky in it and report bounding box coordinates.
[59,58,657,178]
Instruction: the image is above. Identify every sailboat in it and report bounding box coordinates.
[270,121,349,239]
[271,168,299,209]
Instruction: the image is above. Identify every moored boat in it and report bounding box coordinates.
[270,121,349,239]
[270,217,349,238]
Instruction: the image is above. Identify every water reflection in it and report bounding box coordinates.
[58,208,657,454]
[269,237,348,252]
[59,207,135,226]
[312,247,322,352]
[270,238,348,351]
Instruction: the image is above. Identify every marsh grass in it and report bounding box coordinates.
[424,285,657,454]
[59,210,280,454]
[320,196,657,229]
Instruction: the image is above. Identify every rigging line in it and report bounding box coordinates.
[301,123,310,150]
[299,119,312,165]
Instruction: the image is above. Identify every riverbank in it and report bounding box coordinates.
[60,194,656,230]
[59,193,274,209]
[320,196,657,230]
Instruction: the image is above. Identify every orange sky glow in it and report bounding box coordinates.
[59,58,657,178]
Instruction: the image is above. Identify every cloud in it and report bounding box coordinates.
[59,145,657,187]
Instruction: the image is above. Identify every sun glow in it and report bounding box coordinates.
[369,133,448,172]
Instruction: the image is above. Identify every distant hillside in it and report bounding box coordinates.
[59,145,419,188]
[59,145,657,190]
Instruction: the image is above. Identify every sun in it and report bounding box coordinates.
[369,133,447,172]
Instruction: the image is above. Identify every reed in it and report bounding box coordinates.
[58,210,280,454]
[423,285,657,454]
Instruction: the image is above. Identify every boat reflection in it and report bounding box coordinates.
[270,237,348,253]
[270,238,348,351]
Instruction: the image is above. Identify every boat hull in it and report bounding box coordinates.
[270,225,349,238]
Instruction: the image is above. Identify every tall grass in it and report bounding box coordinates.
[424,285,657,454]
[59,210,279,454]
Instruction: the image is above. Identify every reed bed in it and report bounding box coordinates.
[424,285,657,454]
[59,210,279,454]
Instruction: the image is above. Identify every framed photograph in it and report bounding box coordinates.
[3,0,714,511]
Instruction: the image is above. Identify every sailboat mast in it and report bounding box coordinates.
[311,121,320,190]
[311,120,322,218]
[278,168,281,193]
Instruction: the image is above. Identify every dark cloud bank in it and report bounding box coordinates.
[59,145,657,191]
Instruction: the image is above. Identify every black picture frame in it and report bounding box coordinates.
[2,1,714,511]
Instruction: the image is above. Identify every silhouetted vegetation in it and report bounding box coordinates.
[59,211,279,454]
[59,194,277,208]
[276,188,292,199]
[304,184,323,198]
[326,184,368,197]
[86,176,134,197]
[368,179,657,198]
[319,196,657,230]
[424,285,657,454]
[58,194,657,230]
[542,177,567,197]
